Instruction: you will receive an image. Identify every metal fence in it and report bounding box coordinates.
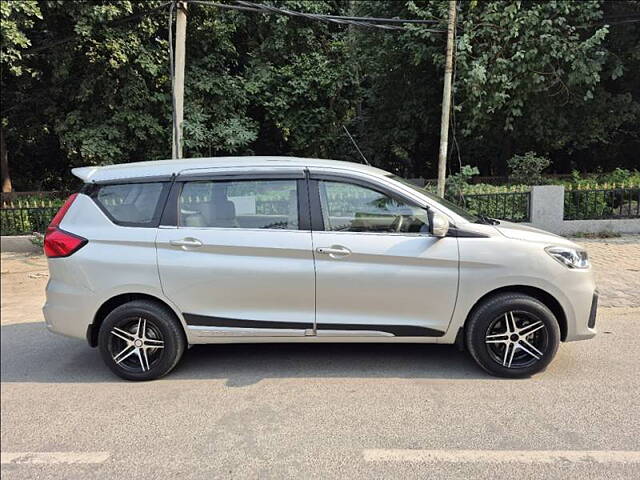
[455,191,531,223]
[4,187,639,235]
[1,191,67,203]
[1,206,60,235]
[564,187,640,220]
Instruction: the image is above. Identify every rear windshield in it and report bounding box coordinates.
[93,182,167,226]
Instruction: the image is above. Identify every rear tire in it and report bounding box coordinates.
[98,300,186,381]
[465,293,560,378]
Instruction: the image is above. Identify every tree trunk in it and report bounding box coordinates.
[499,134,514,176]
[1,126,12,193]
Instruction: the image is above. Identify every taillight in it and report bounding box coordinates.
[49,193,78,228]
[44,194,88,258]
[43,228,87,258]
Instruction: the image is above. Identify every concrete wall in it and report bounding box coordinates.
[525,185,640,235]
[1,235,41,254]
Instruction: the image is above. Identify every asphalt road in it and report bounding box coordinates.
[2,301,639,479]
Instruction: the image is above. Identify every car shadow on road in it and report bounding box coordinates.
[1,322,496,385]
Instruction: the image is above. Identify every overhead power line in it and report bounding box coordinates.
[189,0,447,32]
[26,2,172,54]
[604,18,640,26]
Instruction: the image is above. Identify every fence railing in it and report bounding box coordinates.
[1,191,68,205]
[1,206,60,236]
[3,187,639,235]
[564,187,640,220]
[453,191,531,223]
[0,197,66,235]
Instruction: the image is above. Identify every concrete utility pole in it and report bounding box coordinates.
[436,0,457,198]
[172,1,188,159]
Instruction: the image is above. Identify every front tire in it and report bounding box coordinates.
[465,293,560,378]
[98,300,186,381]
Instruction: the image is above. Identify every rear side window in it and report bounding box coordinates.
[94,182,167,226]
[179,179,299,230]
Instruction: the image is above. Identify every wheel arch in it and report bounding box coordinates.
[88,292,185,347]
[463,285,568,342]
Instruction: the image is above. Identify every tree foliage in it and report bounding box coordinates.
[1,0,638,190]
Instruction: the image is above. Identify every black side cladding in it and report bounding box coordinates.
[183,313,445,337]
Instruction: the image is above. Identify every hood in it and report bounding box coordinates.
[494,221,578,247]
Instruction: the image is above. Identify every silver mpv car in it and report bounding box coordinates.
[43,157,597,381]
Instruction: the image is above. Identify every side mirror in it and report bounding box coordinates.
[429,210,450,237]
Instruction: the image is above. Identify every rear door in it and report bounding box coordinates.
[309,172,459,337]
[157,170,315,337]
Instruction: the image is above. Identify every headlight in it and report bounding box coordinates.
[545,246,590,269]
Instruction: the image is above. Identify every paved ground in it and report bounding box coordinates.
[573,235,640,308]
[1,237,639,479]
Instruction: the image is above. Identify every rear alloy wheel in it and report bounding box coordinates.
[98,300,186,381]
[465,293,560,378]
[108,317,165,374]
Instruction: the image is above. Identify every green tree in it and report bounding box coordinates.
[1,0,639,191]
[351,0,639,177]
[1,0,42,191]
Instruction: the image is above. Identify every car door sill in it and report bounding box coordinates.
[187,335,443,344]
[316,330,393,337]
[188,326,306,337]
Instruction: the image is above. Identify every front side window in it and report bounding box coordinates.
[387,174,480,222]
[95,182,165,226]
[179,179,299,230]
[319,180,429,233]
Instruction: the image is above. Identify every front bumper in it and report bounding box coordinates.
[563,282,598,342]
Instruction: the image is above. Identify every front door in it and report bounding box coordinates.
[310,176,459,337]
[157,174,315,337]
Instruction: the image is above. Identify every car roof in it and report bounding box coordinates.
[72,156,391,183]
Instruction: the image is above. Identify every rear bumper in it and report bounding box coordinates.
[43,278,95,341]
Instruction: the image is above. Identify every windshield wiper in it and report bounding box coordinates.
[476,214,500,225]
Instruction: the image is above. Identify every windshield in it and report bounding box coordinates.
[386,174,480,222]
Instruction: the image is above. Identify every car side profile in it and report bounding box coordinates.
[43,156,597,380]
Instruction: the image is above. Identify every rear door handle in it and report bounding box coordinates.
[315,245,351,258]
[170,237,203,248]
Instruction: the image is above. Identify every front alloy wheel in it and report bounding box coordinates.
[465,293,560,378]
[485,311,549,369]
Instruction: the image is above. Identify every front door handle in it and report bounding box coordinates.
[170,237,203,248]
[315,245,351,258]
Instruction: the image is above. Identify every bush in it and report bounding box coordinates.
[507,152,551,185]
[445,165,479,203]
[30,232,45,247]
